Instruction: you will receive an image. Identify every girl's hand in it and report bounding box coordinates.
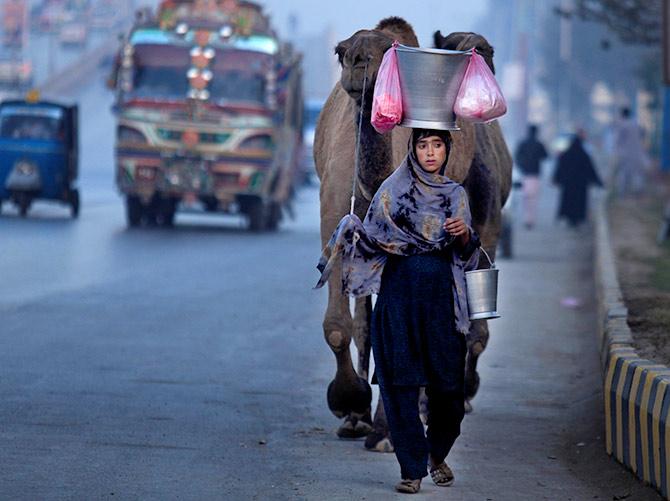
[444,217,468,236]
[444,217,470,247]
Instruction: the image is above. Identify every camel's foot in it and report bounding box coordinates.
[327,375,372,419]
[464,399,473,414]
[336,413,372,439]
[364,402,394,453]
[464,370,480,401]
[464,341,484,401]
[364,430,394,452]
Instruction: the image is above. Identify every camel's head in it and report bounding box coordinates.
[335,17,419,105]
[433,31,496,74]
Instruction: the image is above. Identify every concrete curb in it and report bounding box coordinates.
[594,198,670,498]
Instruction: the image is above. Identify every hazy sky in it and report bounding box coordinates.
[257,0,488,46]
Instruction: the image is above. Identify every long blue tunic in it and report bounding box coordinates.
[371,250,466,391]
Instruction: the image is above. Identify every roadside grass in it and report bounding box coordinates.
[610,191,670,364]
[649,241,670,293]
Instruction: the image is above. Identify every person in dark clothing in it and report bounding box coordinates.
[316,129,481,494]
[515,124,548,229]
[552,129,603,227]
[372,129,479,493]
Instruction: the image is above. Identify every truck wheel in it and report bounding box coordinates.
[17,194,31,218]
[126,196,142,227]
[247,200,267,232]
[69,189,80,219]
[159,198,177,227]
[265,202,282,232]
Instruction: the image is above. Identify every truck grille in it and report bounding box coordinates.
[157,128,231,145]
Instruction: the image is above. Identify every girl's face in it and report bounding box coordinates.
[415,135,447,173]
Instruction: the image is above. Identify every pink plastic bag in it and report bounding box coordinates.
[454,50,507,123]
[371,42,403,134]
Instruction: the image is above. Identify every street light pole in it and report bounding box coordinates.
[558,0,573,130]
[662,0,670,171]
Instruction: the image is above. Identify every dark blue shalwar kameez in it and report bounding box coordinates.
[371,247,470,481]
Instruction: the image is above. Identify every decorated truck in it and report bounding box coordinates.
[109,0,303,230]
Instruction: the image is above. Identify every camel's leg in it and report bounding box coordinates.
[464,318,489,415]
[353,296,393,453]
[338,295,373,437]
[365,393,394,452]
[352,296,372,380]
[323,263,372,438]
[463,232,498,413]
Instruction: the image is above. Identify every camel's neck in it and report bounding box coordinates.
[354,104,394,200]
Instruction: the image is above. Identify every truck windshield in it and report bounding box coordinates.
[133,67,188,99]
[0,106,64,141]
[210,71,265,105]
[132,66,266,105]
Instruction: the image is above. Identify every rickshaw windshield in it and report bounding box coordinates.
[0,106,65,141]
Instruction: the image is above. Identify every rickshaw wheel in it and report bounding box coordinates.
[126,196,142,227]
[69,189,80,219]
[17,194,31,217]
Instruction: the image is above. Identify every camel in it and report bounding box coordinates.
[314,17,512,451]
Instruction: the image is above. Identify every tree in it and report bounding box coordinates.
[573,0,662,46]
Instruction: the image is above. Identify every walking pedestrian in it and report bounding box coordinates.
[316,129,481,494]
[613,107,648,195]
[514,124,548,229]
[552,129,603,227]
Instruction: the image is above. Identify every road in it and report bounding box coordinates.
[0,76,664,500]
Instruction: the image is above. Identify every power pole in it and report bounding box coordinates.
[663,0,670,171]
[558,0,573,130]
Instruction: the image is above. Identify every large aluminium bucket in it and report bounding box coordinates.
[465,248,500,320]
[395,44,471,130]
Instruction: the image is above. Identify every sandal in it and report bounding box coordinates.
[395,478,421,494]
[430,462,454,487]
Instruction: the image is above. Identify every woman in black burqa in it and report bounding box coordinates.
[553,130,603,227]
[316,128,481,493]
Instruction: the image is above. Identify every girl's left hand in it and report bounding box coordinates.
[444,217,468,237]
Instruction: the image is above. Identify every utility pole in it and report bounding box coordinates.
[663,0,670,171]
[558,0,573,130]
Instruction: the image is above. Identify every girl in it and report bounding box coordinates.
[317,128,480,494]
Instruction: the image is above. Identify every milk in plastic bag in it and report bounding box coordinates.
[371,42,403,134]
[454,50,507,123]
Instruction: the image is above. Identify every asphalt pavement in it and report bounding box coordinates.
[0,77,663,500]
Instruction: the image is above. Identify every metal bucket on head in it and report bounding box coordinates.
[465,248,500,320]
[395,44,470,131]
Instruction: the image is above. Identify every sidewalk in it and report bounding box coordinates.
[285,180,663,500]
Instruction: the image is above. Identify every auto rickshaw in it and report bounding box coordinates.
[0,91,79,217]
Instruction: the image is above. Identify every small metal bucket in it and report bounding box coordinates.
[465,248,500,320]
[395,44,470,130]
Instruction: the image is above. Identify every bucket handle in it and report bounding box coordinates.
[480,247,495,269]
